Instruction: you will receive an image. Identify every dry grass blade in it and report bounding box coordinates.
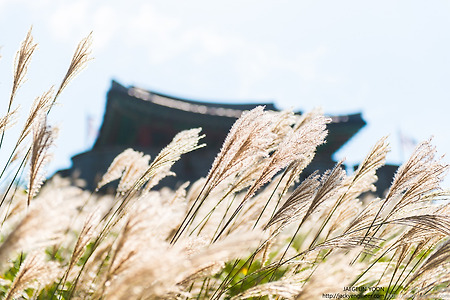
[27,113,58,205]
[55,32,93,100]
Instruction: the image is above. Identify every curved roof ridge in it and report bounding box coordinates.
[111,80,278,112]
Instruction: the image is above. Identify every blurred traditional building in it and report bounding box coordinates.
[58,80,368,191]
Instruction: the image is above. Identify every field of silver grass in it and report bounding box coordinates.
[1,28,449,300]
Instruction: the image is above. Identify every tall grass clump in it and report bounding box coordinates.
[1,30,449,299]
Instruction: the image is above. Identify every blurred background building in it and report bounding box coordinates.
[56,80,396,195]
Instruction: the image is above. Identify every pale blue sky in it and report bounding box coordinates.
[1,1,449,185]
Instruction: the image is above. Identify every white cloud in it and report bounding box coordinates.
[7,0,334,103]
[90,6,119,51]
[126,3,182,63]
[48,1,91,40]
[46,1,123,52]
[27,1,333,95]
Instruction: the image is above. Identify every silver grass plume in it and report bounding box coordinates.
[102,199,190,299]
[98,129,203,232]
[117,151,151,194]
[362,138,448,242]
[343,198,384,235]
[213,112,330,241]
[214,110,296,195]
[203,106,276,194]
[63,212,100,283]
[100,146,199,248]
[304,161,346,219]
[230,276,305,300]
[98,191,188,298]
[245,112,330,201]
[189,110,299,237]
[393,226,440,250]
[168,181,190,205]
[188,231,264,270]
[141,127,205,192]
[387,169,448,222]
[227,173,294,233]
[4,251,60,300]
[99,128,203,194]
[259,110,332,231]
[105,244,187,300]
[0,191,74,272]
[386,214,450,236]
[55,32,93,101]
[74,238,115,296]
[0,108,18,133]
[283,108,331,188]
[99,216,145,298]
[343,136,390,201]
[265,171,320,230]
[240,110,325,232]
[309,234,382,255]
[172,107,283,243]
[386,138,448,217]
[178,232,264,290]
[264,162,346,276]
[10,27,37,105]
[0,27,37,148]
[96,148,145,190]
[17,87,55,147]
[27,113,58,205]
[404,238,450,291]
[9,145,27,166]
[309,137,389,248]
[103,197,174,283]
[384,241,421,298]
[296,252,359,300]
[265,110,297,152]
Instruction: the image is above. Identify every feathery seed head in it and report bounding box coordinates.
[27,113,58,205]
